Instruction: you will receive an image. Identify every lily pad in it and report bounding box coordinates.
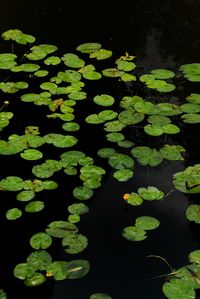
[108,153,134,169]
[90,294,112,299]
[26,250,52,271]
[122,226,147,241]
[90,49,112,60]
[24,273,46,286]
[20,149,43,160]
[106,132,125,142]
[126,193,143,206]
[73,186,93,200]
[135,216,160,230]
[131,147,163,166]
[93,94,115,107]
[62,122,80,132]
[45,221,78,238]
[68,214,81,223]
[25,201,45,213]
[30,232,52,250]
[173,164,200,193]
[104,120,125,132]
[68,203,89,215]
[44,56,61,65]
[62,53,85,68]
[185,204,200,224]
[76,43,101,53]
[113,169,134,182]
[97,148,116,158]
[63,259,90,279]
[13,263,35,280]
[62,233,88,254]
[163,278,196,299]
[189,250,200,265]
[16,190,35,202]
[138,186,165,201]
[6,208,22,220]
[0,176,24,191]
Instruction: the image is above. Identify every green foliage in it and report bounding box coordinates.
[30,233,52,250]
[185,204,200,224]
[122,226,147,241]
[173,164,200,193]
[90,293,112,299]
[62,233,88,254]
[135,216,160,230]
[180,63,200,82]
[0,290,7,299]
[6,208,22,220]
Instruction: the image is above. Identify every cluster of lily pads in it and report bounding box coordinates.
[0,28,200,299]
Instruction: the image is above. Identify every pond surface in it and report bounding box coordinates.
[0,1,200,299]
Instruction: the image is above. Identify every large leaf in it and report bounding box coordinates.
[45,221,78,238]
[62,233,88,254]
[30,232,52,250]
[122,226,147,241]
[138,186,165,201]
[173,164,200,193]
[135,216,160,230]
[163,278,196,299]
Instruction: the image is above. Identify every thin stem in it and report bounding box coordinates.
[146,255,174,272]
[164,189,175,199]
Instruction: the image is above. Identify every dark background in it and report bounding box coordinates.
[0,0,200,298]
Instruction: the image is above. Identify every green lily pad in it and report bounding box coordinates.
[26,250,52,271]
[90,49,112,60]
[68,214,81,223]
[98,110,118,121]
[24,273,46,286]
[6,208,22,220]
[113,169,134,182]
[185,204,200,224]
[76,43,101,53]
[131,147,163,166]
[25,201,45,213]
[126,193,143,206]
[147,115,171,125]
[68,203,89,215]
[90,294,112,299]
[120,73,137,81]
[44,56,61,65]
[62,53,85,68]
[62,233,88,254]
[97,148,116,158]
[62,122,80,132]
[0,289,7,299]
[16,191,35,202]
[189,250,200,265]
[186,93,200,104]
[117,140,134,148]
[46,261,68,280]
[45,221,78,238]
[116,60,136,71]
[73,186,93,200]
[173,164,200,193]
[12,63,40,72]
[68,91,87,100]
[118,109,144,125]
[181,113,200,123]
[13,263,35,280]
[104,120,125,132]
[85,114,104,124]
[20,149,43,160]
[106,132,125,142]
[102,68,124,77]
[180,103,200,114]
[93,94,115,107]
[57,70,81,83]
[83,71,102,80]
[160,145,185,161]
[108,153,134,169]
[30,232,52,250]
[2,29,35,44]
[144,124,163,136]
[0,176,24,191]
[138,186,165,201]
[180,63,200,82]
[44,133,78,148]
[63,259,90,279]
[122,226,147,241]
[34,70,49,77]
[163,278,196,299]
[135,216,160,230]
[150,69,175,79]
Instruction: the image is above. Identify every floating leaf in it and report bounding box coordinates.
[44,133,78,148]
[62,122,80,132]
[90,293,112,299]
[34,70,49,77]
[116,60,136,71]
[46,261,68,280]
[0,289,7,299]
[85,114,104,124]
[12,63,40,72]
[117,140,134,148]
[25,201,45,213]
[20,149,43,160]
[26,250,52,271]
[104,120,125,132]
[163,278,196,299]
[30,232,52,250]
[0,176,24,191]
[68,214,81,223]
[173,164,200,193]
[144,124,163,136]
[113,169,134,182]
[2,29,35,44]
[6,208,22,220]
[106,132,124,142]
[150,69,175,79]
[126,193,143,206]
[98,110,118,121]
[186,93,200,104]
[108,153,134,169]
[147,115,171,125]
[45,221,78,238]
[62,234,88,254]
[189,250,200,265]
[68,203,89,215]
[62,53,85,68]
[102,68,124,77]
[83,71,102,80]
[180,63,200,82]
[138,186,165,201]
[181,113,200,123]
[131,147,163,166]
[135,216,160,230]
[57,70,81,83]
[160,145,185,161]
[76,43,101,53]
[24,273,46,286]
[122,226,147,241]
[93,94,115,107]
[68,91,87,100]
[185,204,200,224]
[64,259,90,279]
[73,186,93,200]
[97,148,116,158]
[120,73,136,81]
[118,109,144,125]
[90,49,112,60]
[13,263,35,280]
[44,56,61,65]
[16,190,35,202]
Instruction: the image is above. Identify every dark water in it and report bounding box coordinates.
[0,1,200,298]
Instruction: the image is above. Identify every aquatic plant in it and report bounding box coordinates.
[0,28,199,298]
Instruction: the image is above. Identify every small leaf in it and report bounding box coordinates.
[113,169,134,182]
[185,204,200,224]
[73,186,93,200]
[122,226,147,241]
[68,203,89,215]
[135,216,160,230]
[93,94,115,107]
[25,201,45,213]
[30,232,52,250]
[62,233,88,254]
[20,149,43,160]
[76,43,101,53]
[6,208,22,220]
[24,273,46,286]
